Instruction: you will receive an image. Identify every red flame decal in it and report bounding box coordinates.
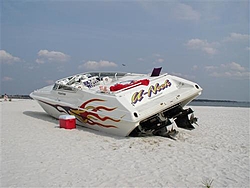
[38,98,121,129]
[70,98,120,128]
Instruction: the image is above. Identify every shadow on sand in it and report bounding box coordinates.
[23,111,125,139]
[23,111,58,124]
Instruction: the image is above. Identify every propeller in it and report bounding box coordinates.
[190,113,199,126]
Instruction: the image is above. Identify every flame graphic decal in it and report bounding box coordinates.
[39,99,120,128]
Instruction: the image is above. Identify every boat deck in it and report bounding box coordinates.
[53,72,156,95]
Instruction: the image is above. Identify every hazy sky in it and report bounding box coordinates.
[1,0,249,101]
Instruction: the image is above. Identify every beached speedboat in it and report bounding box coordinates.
[30,67,202,138]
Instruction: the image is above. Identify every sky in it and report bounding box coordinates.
[0,0,249,101]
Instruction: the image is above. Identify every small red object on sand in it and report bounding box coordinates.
[59,115,76,129]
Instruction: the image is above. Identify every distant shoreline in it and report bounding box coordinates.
[1,95,32,100]
[190,99,250,108]
[193,99,246,103]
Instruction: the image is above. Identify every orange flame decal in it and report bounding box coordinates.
[70,98,120,128]
[38,98,121,129]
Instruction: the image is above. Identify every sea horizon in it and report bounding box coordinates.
[1,94,249,108]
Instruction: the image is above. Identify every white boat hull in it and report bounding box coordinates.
[30,70,202,137]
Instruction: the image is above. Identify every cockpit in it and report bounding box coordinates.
[52,72,128,92]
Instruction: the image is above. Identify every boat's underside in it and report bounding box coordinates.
[35,96,198,139]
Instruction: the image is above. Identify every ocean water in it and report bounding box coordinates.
[190,100,250,108]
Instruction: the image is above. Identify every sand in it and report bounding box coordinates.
[1,99,249,187]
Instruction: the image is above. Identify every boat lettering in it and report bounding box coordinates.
[131,90,144,104]
[131,79,171,104]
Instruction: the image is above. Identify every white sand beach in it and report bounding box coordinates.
[1,99,249,187]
